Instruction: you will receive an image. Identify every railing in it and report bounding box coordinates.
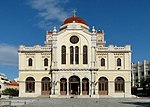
[19,45,51,52]
[97,45,131,51]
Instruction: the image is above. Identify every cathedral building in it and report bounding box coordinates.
[18,14,132,98]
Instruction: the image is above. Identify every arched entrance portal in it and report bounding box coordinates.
[82,78,89,95]
[41,77,51,95]
[69,76,80,95]
[60,78,67,95]
[98,77,108,95]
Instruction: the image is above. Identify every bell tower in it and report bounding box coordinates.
[96,30,106,47]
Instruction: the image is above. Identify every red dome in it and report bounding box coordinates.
[62,16,87,26]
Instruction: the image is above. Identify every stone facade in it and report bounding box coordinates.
[18,15,132,98]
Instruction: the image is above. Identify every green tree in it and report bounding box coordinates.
[2,88,19,96]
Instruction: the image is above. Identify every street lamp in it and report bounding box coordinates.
[93,72,96,95]
[90,69,92,97]
[49,69,52,96]
[53,72,56,95]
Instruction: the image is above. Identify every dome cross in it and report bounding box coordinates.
[73,9,76,17]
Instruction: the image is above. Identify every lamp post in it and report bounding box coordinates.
[93,72,96,95]
[90,69,92,97]
[49,69,52,96]
[53,72,56,95]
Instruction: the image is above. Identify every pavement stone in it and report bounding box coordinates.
[20,98,150,107]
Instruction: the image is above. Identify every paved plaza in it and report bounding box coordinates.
[1,97,150,107]
[18,97,150,107]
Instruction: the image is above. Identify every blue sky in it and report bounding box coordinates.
[0,0,150,80]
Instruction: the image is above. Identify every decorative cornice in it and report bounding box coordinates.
[19,69,131,72]
[19,50,51,53]
[51,68,98,71]
[19,68,99,72]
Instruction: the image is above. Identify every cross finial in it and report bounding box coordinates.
[73,9,76,17]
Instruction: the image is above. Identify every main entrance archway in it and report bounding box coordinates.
[98,77,108,95]
[69,76,80,95]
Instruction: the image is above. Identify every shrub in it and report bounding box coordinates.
[2,88,19,96]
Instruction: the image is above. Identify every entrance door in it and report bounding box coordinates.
[82,78,89,95]
[70,83,80,95]
[98,77,108,95]
[60,78,67,95]
[41,77,51,95]
[69,76,80,95]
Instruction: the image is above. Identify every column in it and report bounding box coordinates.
[35,81,41,96]
[108,81,114,96]
[54,47,57,67]
[67,81,69,95]
[80,82,82,95]
[19,82,25,97]
[125,81,131,97]
[91,47,94,67]
[74,46,75,64]
[95,82,98,95]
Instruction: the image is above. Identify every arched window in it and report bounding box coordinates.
[61,45,66,64]
[41,77,51,95]
[98,77,108,95]
[70,46,74,64]
[28,58,32,66]
[44,58,48,66]
[117,58,121,66]
[82,78,89,95]
[26,77,35,93]
[60,78,67,95]
[83,45,88,64]
[101,58,105,66]
[75,46,79,64]
[115,77,124,92]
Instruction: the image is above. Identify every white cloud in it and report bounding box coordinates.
[0,44,18,66]
[27,0,69,29]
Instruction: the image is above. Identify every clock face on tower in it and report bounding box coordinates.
[70,36,79,44]
[99,36,102,40]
